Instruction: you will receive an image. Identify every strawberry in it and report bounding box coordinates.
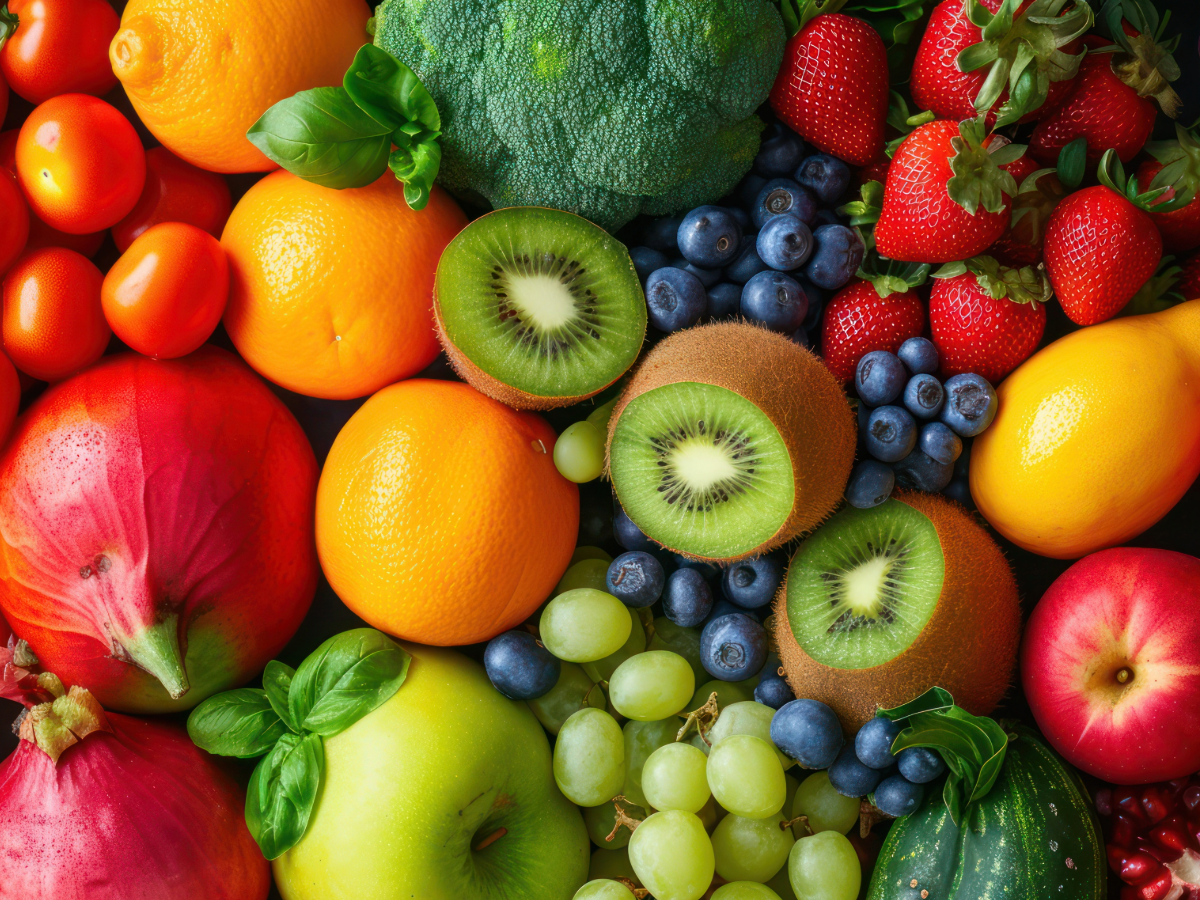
[1043,150,1164,325]
[929,256,1049,382]
[821,278,927,382]
[770,0,890,167]
[910,0,1092,128]
[987,155,1072,267]
[1137,124,1200,255]
[876,118,1023,263]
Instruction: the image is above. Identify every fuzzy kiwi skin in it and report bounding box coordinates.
[773,490,1021,733]
[605,321,857,563]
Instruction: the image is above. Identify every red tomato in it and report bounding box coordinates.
[113,148,234,252]
[0,0,120,104]
[2,247,109,381]
[0,73,7,124]
[0,172,29,276]
[0,351,18,447]
[0,130,15,171]
[16,95,145,235]
[102,222,229,359]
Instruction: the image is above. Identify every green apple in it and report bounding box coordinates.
[274,643,589,899]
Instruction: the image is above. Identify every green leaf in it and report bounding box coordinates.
[391,139,442,212]
[247,87,392,190]
[837,180,884,227]
[344,44,441,135]
[289,628,411,737]
[187,688,288,759]
[246,732,324,860]
[263,661,297,733]
[878,686,955,720]
[0,3,17,49]
[1057,137,1088,188]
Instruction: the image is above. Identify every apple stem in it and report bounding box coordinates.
[471,827,507,852]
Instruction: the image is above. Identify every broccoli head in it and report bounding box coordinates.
[373,0,786,232]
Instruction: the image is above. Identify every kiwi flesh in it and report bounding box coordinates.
[774,490,1021,732]
[434,207,647,409]
[607,322,856,562]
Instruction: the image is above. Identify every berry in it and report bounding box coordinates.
[662,567,714,628]
[642,216,682,252]
[940,373,998,436]
[790,328,810,349]
[821,283,926,383]
[919,422,962,466]
[699,613,768,682]
[754,671,795,709]
[854,717,904,769]
[942,477,974,508]
[893,448,954,493]
[724,206,751,232]
[721,555,783,610]
[865,406,917,463]
[756,124,807,177]
[644,267,707,333]
[752,178,817,229]
[670,259,723,288]
[704,598,761,627]
[484,631,561,701]
[874,775,924,817]
[770,699,844,769]
[903,374,944,420]
[606,551,666,608]
[855,350,906,406]
[736,173,769,209]
[670,553,721,582]
[828,743,885,798]
[756,214,814,271]
[740,270,808,333]
[629,246,668,282]
[1096,775,1200,900]
[707,283,742,319]
[804,224,864,291]
[897,336,939,375]
[897,747,946,784]
[614,506,654,551]
[844,459,895,509]
[795,153,852,204]
[724,243,770,284]
[677,205,742,268]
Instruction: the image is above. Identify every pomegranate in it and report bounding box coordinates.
[1097,775,1200,900]
[0,348,318,713]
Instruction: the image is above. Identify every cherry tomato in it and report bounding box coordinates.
[16,94,145,235]
[102,222,229,359]
[2,247,109,381]
[0,172,29,276]
[113,148,234,252]
[0,0,119,104]
[0,351,18,447]
[0,130,15,171]
[0,73,8,124]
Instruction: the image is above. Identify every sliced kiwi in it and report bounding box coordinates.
[785,500,944,670]
[434,207,647,409]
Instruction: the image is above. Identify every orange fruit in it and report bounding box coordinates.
[315,379,579,646]
[221,171,466,399]
[109,0,370,173]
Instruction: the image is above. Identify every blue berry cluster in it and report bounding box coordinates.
[846,338,997,510]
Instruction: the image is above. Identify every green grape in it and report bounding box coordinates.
[589,847,640,885]
[571,545,613,565]
[707,734,786,820]
[554,420,606,482]
[541,589,632,662]
[554,708,626,806]
[583,606,646,683]
[711,812,794,883]
[788,831,861,900]
[586,396,619,431]
[784,773,800,820]
[688,678,753,713]
[621,717,680,807]
[712,883,783,900]
[574,880,637,900]
[628,810,715,900]
[555,558,611,597]
[585,798,648,850]
[609,650,696,721]
[528,661,605,734]
[648,617,706,683]
[791,771,860,838]
[766,861,799,900]
[707,701,794,770]
[641,742,711,813]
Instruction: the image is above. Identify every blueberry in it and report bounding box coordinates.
[721,555,783,609]
[756,125,807,177]
[865,406,917,463]
[873,775,925,817]
[707,283,743,319]
[813,208,843,228]
[757,214,814,271]
[828,743,885,798]
[799,278,825,332]
[614,506,654,551]
[724,206,751,232]
[483,631,561,701]
[893,448,954,492]
[770,699,844,769]
[669,259,723,288]
[724,242,770,284]
[741,270,808,333]
[942,476,975,508]
[903,374,945,420]
[629,246,668,283]
[854,717,904,769]
[677,206,742,268]
[662,567,714,627]
[790,328,810,349]
[897,337,938,375]
[700,613,768,681]
[606,551,666,608]
[752,178,818,229]
[737,173,769,209]
[754,672,795,709]
[670,553,721,582]
[897,746,946,784]
[845,459,895,509]
[940,374,998,436]
[642,216,682,253]
[804,224,864,291]
[795,153,852,204]
[645,267,707,333]
[919,422,962,466]
[704,598,761,627]
[855,350,906,406]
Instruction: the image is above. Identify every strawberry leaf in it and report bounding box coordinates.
[1056,137,1088,189]
[947,118,1021,215]
[1100,0,1183,117]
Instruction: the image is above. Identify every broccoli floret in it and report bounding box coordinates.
[374,0,784,231]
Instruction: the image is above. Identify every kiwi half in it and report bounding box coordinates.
[434,207,647,409]
[773,490,1021,732]
[606,322,856,562]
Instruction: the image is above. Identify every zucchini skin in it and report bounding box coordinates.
[866,727,1105,900]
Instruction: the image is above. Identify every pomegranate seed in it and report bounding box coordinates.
[1136,868,1175,900]
[1117,788,1143,818]
[1183,785,1200,813]
[1143,788,1174,824]
[1151,815,1191,854]
[1121,851,1165,884]
[1113,814,1140,847]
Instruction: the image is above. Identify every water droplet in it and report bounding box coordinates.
[1049,802,1058,816]
[79,566,92,579]
[95,555,111,573]
[1049,840,1058,851]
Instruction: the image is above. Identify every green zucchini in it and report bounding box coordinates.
[867,726,1105,900]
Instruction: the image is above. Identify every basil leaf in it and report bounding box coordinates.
[247,87,391,190]
[344,43,441,134]
[187,688,287,758]
[289,628,411,736]
[878,686,955,721]
[245,732,324,860]
[391,139,441,211]
[264,660,297,733]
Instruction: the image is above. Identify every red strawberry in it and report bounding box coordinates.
[1177,251,1200,301]
[988,156,1069,267]
[856,156,890,188]
[876,119,1022,263]
[910,0,1091,128]
[1043,151,1164,325]
[769,0,889,167]
[929,256,1049,382]
[821,281,926,382]
[1136,125,1200,255]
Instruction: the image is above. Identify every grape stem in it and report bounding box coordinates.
[614,877,650,899]
[859,798,894,838]
[780,814,813,836]
[675,692,720,745]
[605,796,645,842]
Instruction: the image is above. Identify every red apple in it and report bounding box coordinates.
[1021,547,1200,784]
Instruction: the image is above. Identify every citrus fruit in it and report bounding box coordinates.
[222,171,466,399]
[315,379,579,646]
[109,0,371,173]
